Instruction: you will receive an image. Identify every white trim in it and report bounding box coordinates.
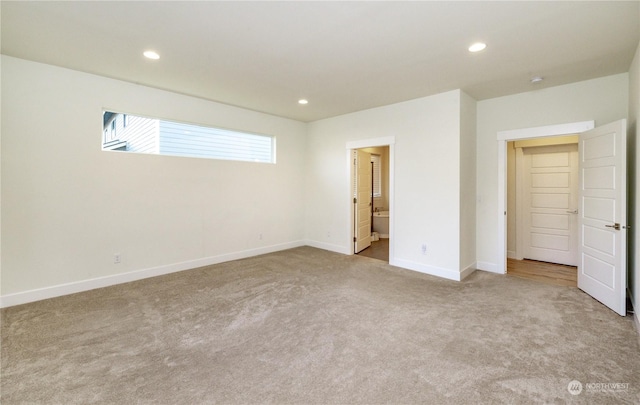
[304,240,350,255]
[497,121,594,141]
[0,241,305,308]
[497,121,594,275]
[460,263,477,280]
[391,258,465,281]
[476,261,500,273]
[346,136,396,150]
[498,141,507,274]
[515,146,525,260]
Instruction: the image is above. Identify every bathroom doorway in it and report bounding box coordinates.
[353,145,390,262]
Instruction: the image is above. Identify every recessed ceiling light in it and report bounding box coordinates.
[530,76,544,84]
[143,50,160,60]
[468,42,487,53]
[298,99,308,105]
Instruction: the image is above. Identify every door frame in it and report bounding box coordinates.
[347,137,395,259]
[497,121,594,274]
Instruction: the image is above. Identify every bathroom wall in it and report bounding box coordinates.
[359,146,390,211]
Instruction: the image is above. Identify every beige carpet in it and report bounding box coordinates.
[2,247,639,404]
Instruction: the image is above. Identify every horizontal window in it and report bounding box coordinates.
[102,111,275,163]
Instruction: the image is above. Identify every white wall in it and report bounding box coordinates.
[459,91,476,271]
[3,52,636,308]
[476,74,630,272]
[0,16,3,299]
[305,89,472,279]
[628,40,640,326]
[1,56,307,304]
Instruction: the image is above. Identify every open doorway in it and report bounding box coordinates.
[506,136,579,287]
[498,120,628,315]
[354,146,390,262]
[346,136,395,263]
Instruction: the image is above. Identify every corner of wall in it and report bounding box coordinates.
[628,39,640,328]
[460,90,477,270]
[0,53,3,300]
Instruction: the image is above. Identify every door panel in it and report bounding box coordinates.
[578,119,627,316]
[583,227,614,255]
[583,255,615,288]
[531,213,568,229]
[583,167,615,189]
[531,172,569,188]
[523,144,578,266]
[583,198,615,221]
[354,150,372,253]
[531,193,569,209]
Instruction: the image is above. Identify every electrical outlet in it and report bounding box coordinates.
[259,233,263,240]
[327,231,331,238]
[421,244,427,255]
[114,253,121,264]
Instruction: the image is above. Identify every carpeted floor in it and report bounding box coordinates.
[2,247,639,404]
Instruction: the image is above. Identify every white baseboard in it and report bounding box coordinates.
[507,250,517,259]
[460,262,477,280]
[304,239,350,255]
[390,258,464,281]
[476,261,501,274]
[0,240,305,308]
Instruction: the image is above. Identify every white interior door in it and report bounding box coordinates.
[578,119,627,316]
[354,150,372,253]
[522,144,578,266]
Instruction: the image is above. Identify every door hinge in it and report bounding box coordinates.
[353,237,357,242]
[353,197,357,203]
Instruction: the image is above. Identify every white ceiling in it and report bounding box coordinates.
[2,1,639,122]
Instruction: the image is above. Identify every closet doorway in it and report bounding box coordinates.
[507,136,579,286]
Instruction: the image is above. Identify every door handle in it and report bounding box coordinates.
[605,223,621,230]
[566,209,578,214]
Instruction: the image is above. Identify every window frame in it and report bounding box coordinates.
[371,154,382,198]
[101,110,276,164]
